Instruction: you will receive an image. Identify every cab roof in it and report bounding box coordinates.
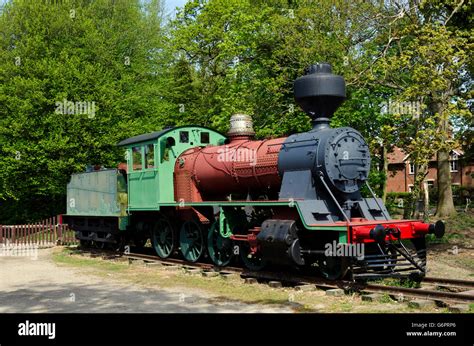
[117,125,224,147]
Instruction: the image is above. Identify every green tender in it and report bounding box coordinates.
[66,169,127,217]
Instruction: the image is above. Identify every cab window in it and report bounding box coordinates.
[132,146,143,170]
[200,132,210,144]
[180,131,189,143]
[145,144,155,168]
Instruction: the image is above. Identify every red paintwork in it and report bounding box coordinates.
[339,219,430,243]
[174,137,286,202]
[231,227,261,254]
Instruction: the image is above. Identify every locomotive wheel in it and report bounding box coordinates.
[318,256,349,280]
[152,218,175,259]
[207,221,233,266]
[240,243,266,271]
[180,220,204,262]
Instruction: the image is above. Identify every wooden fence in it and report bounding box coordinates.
[0,215,78,247]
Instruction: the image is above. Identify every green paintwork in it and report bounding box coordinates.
[219,208,232,238]
[158,200,348,233]
[118,216,129,231]
[66,169,128,218]
[218,207,249,238]
[119,126,226,210]
[338,231,347,243]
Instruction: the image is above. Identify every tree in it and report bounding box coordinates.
[369,0,472,218]
[0,0,171,223]
[169,0,389,134]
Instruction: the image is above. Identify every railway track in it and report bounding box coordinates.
[73,247,474,305]
[422,277,474,289]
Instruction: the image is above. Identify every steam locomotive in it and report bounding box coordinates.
[64,63,444,280]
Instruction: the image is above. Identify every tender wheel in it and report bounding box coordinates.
[94,240,107,250]
[240,243,266,271]
[180,220,204,262]
[110,236,125,252]
[79,239,91,248]
[207,221,233,266]
[152,218,176,258]
[318,256,349,280]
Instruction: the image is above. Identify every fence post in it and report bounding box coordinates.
[41,219,45,246]
[57,218,62,246]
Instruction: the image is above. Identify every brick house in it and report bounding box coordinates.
[386,147,474,193]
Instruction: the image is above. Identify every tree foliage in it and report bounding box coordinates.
[0,0,170,222]
[0,0,471,223]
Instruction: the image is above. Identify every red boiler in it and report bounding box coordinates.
[174,114,286,202]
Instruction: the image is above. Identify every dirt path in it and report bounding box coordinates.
[0,248,292,313]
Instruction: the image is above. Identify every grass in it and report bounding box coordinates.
[379,293,395,304]
[444,210,474,232]
[426,232,465,244]
[373,277,421,289]
[426,210,473,248]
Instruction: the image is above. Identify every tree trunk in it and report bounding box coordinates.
[381,144,388,203]
[423,181,429,222]
[411,163,428,219]
[435,149,457,217]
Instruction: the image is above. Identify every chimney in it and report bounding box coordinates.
[294,63,346,131]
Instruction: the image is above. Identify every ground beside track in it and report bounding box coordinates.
[0,248,292,313]
[1,246,472,313]
[424,211,473,280]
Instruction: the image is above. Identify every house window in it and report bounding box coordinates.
[408,184,414,192]
[426,180,435,189]
[450,153,458,172]
[408,163,415,175]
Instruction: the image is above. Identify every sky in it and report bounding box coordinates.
[164,0,188,16]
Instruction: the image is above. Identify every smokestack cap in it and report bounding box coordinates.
[227,113,255,138]
[294,63,346,120]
